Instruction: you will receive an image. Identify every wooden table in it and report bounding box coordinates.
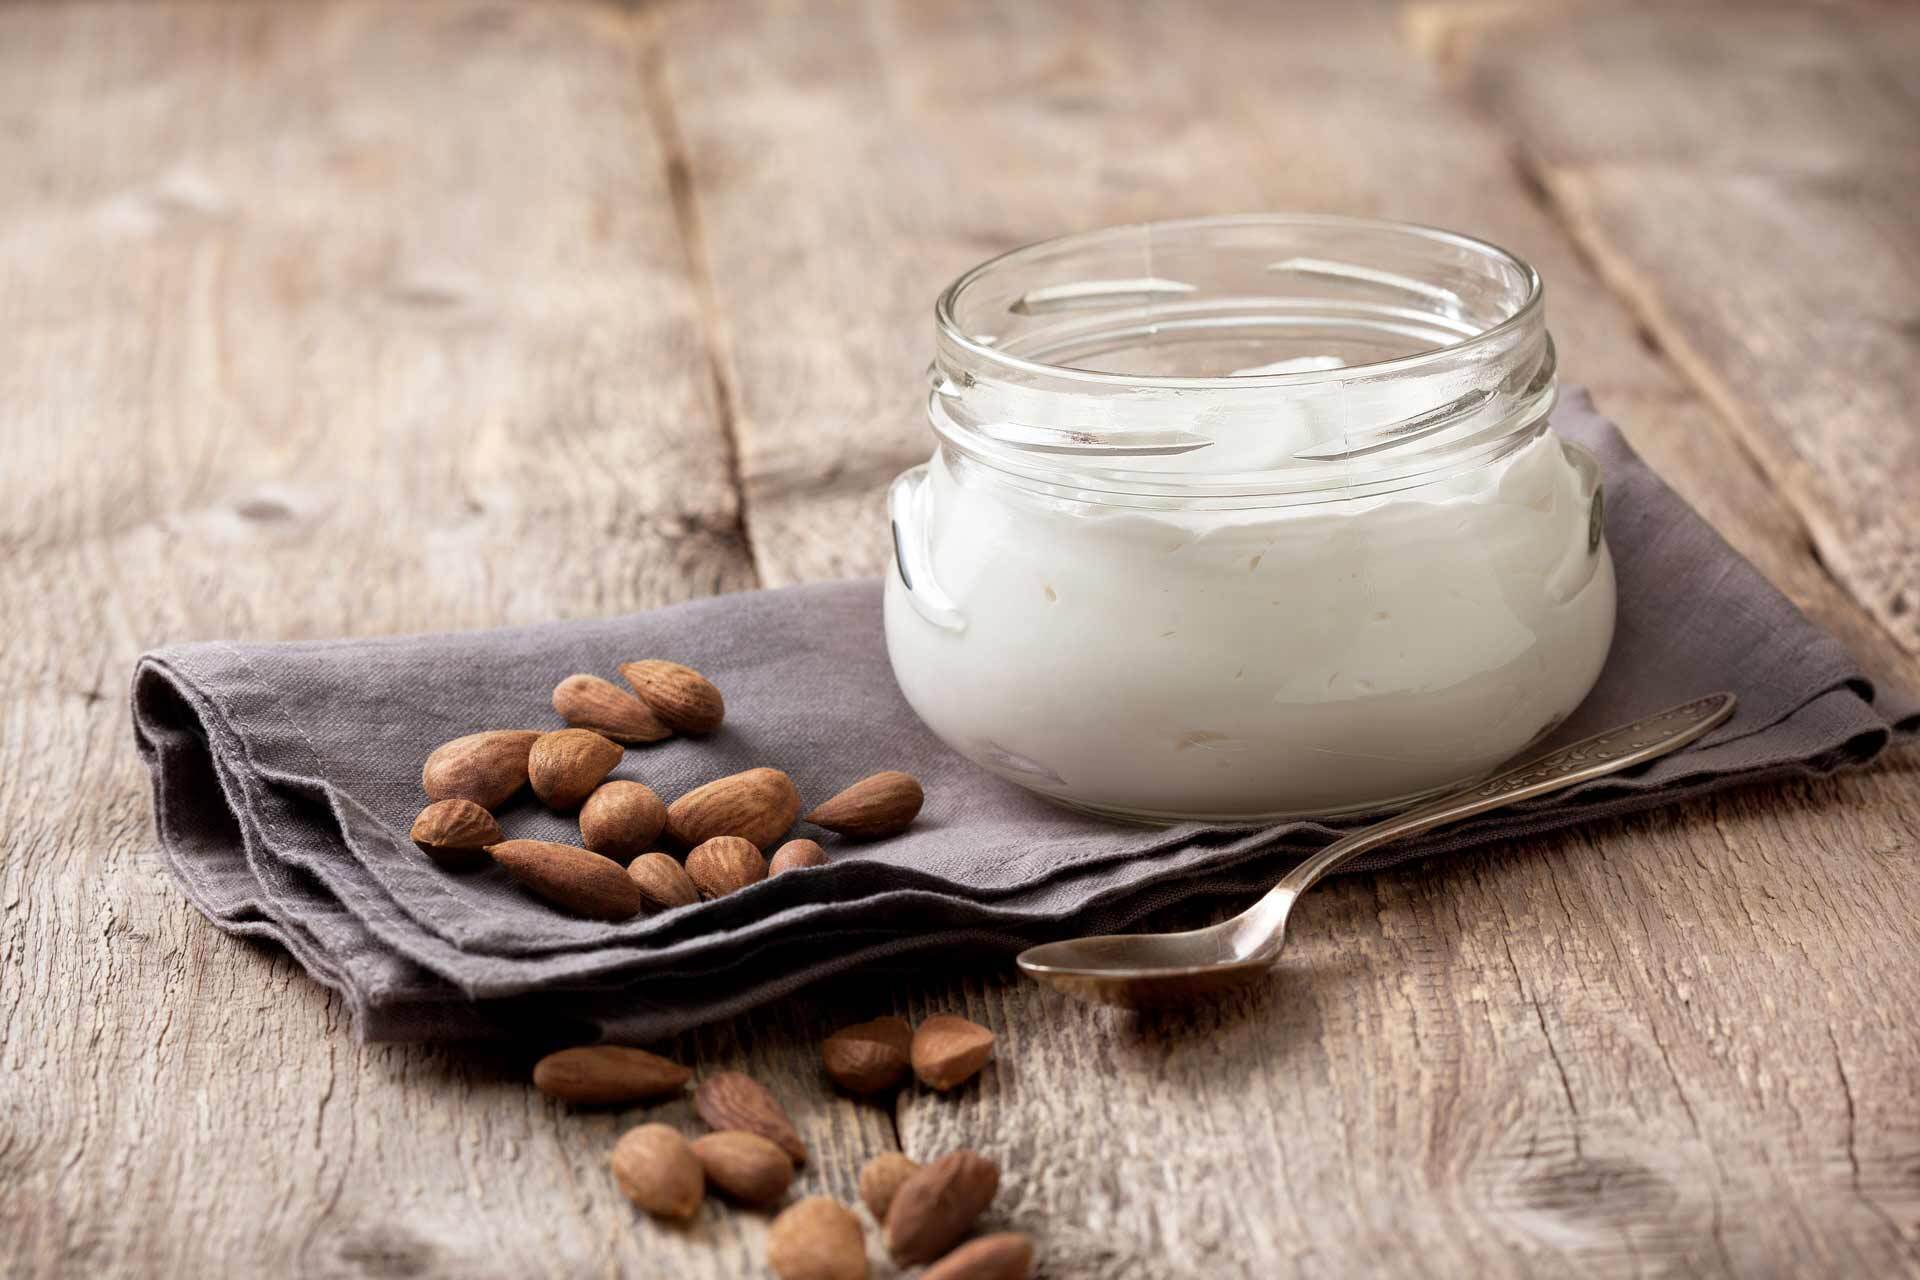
[5,2,1917,1275]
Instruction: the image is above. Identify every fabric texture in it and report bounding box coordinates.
[131,392,1919,1042]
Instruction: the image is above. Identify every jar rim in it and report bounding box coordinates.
[934,212,1543,390]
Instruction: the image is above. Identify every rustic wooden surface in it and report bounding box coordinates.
[2,2,1915,1277]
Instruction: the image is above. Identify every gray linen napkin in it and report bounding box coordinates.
[131,392,1918,1042]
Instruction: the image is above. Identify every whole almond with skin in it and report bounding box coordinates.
[528,729,622,811]
[532,1045,691,1104]
[610,1123,703,1221]
[686,836,768,899]
[690,1130,794,1207]
[627,851,698,912]
[822,1016,912,1095]
[489,840,644,921]
[421,730,539,809]
[621,659,725,734]
[666,767,800,849]
[767,1197,867,1280]
[694,1072,806,1164]
[912,1014,995,1090]
[409,798,501,869]
[858,1152,920,1222]
[769,839,829,875]
[806,771,924,839]
[884,1150,1000,1264]
[924,1234,1035,1280]
[580,780,667,860]
[552,673,672,744]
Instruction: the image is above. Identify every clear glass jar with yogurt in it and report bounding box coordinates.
[885,215,1615,822]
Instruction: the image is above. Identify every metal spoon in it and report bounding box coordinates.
[1016,692,1736,1006]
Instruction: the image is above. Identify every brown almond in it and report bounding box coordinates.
[552,673,672,745]
[858,1153,920,1222]
[911,1014,995,1091]
[769,839,829,875]
[610,1123,704,1221]
[686,836,768,899]
[666,767,800,849]
[621,659,726,734]
[693,1071,807,1165]
[409,798,501,869]
[580,780,668,860]
[421,730,539,810]
[806,771,924,840]
[822,1016,912,1095]
[489,839,644,921]
[690,1130,795,1208]
[884,1150,1000,1264]
[627,851,699,912]
[923,1233,1035,1280]
[527,728,622,811]
[767,1196,866,1280]
[532,1045,691,1104]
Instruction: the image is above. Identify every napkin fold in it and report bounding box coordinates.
[131,393,1918,1042]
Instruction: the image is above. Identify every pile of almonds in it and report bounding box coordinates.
[533,1011,1030,1279]
[406,659,926,920]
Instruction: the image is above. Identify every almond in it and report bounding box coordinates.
[884,1150,1000,1264]
[690,1130,794,1208]
[858,1153,920,1222]
[686,836,768,899]
[409,798,501,869]
[552,673,672,744]
[767,1197,866,1280]
[693,1071,807,1165]
[924,1233,1035,1280]
[532,1045,691,1104]
[421,730,539,810]
[822,1017,912,1095]
[621,659,726,734]
[627,851,699,912]
[805,771,924,839]
[580,780,667,860]
[666,767,800,849]
[610,1123,703,1221]
[489,839,644,921]
[911,1015,995,1091]
[527,728,622,811]
[769,838,829,875]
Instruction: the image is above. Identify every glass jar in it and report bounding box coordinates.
[884,214,1614,822]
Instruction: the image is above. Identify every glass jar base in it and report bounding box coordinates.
[1028,774,1489,829]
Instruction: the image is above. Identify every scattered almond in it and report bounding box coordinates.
[532,1045,691,1104]
[806,771,924,840]
[911,1015,995,1091]
[421,729,539,810]
[552,673,672,744]
[580,780,667,860]
[694,1072,807,1165]
[768,1196,866,1280]
[489,839,644,921]
[769,839,829,875]
[924,1233,1035,1280]
[610,1123,704,1221]
[822,1016,912,1095]
[528,728,623,811]
[686,836,768,899]
[666,767,800,849]
[621,659,726,734]
[690,1130,795,1208]
[884,1150,1000,1264]
[858,1153,920,1222]
[409,798,501,869]
[627,851,699,912]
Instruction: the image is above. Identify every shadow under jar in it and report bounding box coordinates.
[885,214,1615,823]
